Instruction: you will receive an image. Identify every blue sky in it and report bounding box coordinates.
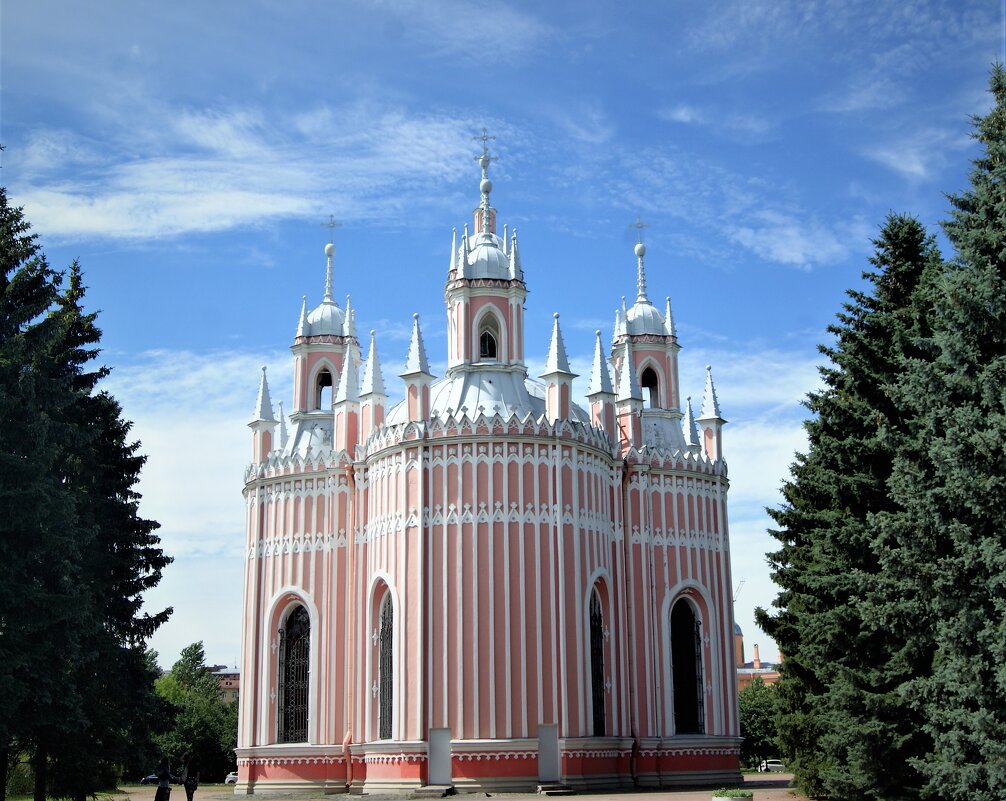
[3,0,1000,671]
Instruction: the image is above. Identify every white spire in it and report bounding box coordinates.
[683,396,700,448]
[345,295,355,336]
[700,364,723,419]
[664,296,676,336]
[634,242,649,303]
[323,242,335,302]
[334,350,360,404]
[296,295,308,338]
[277,400,289,448]
[449,227,457,274]
[402,313,432,377]
[360,330,386,397]
[509,229,522,279]
[542,313,574,376]
[587,330,615,396]
[617,341,642,401]
[474,128,496,234]
[252,366,276,422]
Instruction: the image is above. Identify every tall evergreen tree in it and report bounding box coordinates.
[0,186,79,801]
[757,214,942,800]
[0,188,171,800]
[877,64,1006,801]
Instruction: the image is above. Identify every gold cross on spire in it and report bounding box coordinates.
[628,214,649,243]
[320,214,342,244]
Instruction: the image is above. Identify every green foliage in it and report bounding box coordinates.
[758,211,940,800]
[154,643,238,783]
[0,187,170,801]
[759,65,1006,801]
[712,789,753,798]
[737,678,778,768]
[874,64,1006,801]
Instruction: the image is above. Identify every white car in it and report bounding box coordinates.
[759,759,785,772]
[225,772,238,784]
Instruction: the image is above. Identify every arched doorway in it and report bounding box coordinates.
[670,598,704,734]
[278,605,310,742]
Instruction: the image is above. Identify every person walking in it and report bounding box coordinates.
[179,752,199,801]
[154,756,172,801]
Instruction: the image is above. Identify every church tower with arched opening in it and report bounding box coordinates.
[236,138,741,793]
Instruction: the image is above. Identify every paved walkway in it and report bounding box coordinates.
[118,774,801,801]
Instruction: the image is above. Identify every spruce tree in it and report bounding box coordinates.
[757,214,942,800]
[0,187,78,801]
[0,189,171,799]
[878,64,1006,801]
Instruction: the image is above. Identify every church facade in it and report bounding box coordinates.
[235,147,742,793]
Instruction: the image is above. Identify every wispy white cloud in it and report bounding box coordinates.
[658,104,773,137]
[11,106,485,241]
[369,0,551,65]
[549,101,616,146]
[728,210,851,269]
[863,127,972,182]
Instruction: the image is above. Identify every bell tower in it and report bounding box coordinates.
[610,227,686,451]
[444,130,527,375]
[291,242,355,420]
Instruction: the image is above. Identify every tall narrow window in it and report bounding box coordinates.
[278,605,310,742]
[316,369,333,410]
[478,315,500,361]
[589,589,606,736]
[641,367,659,409]
[379,597,393,739]
[670,599,704,734]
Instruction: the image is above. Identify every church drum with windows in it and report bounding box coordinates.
[236,149,742,793]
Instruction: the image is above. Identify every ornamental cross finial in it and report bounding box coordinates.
[474,128,497,164]
[473,129,497,233]
[629,215,650,301]
[628,214,649,244]
[320,214,342,244]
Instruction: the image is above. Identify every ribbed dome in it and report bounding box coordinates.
[463,232,511,280]
[625,299,666,335]
[306,299,346,336]
[385,369,589,426]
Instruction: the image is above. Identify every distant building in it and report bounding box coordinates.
[733,624,780,692]
[211,666,241,703]
[236,146,743,793]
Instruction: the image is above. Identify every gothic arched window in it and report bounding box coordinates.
[641,366,659,409]
[478,315,500,361]
[316,368,333,410]
[589,589,606,736]
[670,599,704,734]
[278,605,310,743]
[379,597,393,739]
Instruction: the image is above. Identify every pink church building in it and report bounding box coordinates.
[235,147,742,793]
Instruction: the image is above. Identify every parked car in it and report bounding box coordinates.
[140,774,159,785]
[759,759,785,772]
[225,772,238,784]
